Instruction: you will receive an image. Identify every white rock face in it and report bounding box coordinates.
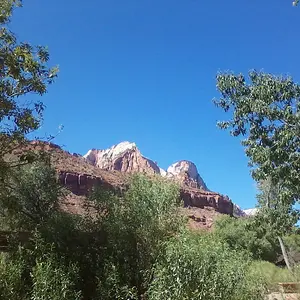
[84,149,96,164]
[84,142,208,190]
[167,161,198,179]
[84,141,137,168]
[233,206,259,217]
[166,160,208,190]
[84,141,161,174]
[233,204,246,217]
[159,167,167,177]
[243,208,259,216]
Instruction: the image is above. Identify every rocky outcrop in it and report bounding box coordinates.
[84,142,208,190]
[57,170,233,215]
[166,160,208,190]
[84,142,160,174]
[81,141,236,215]
[180,188,233,215]
[29,140,62,150]
[58,171,126,196]
[233,204,246,217]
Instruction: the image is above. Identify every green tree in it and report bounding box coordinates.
[214,71,300,209]
[214,71,300,270]
[0,161,63,231]
[254,178,299,270]
[256,178,299,236]
[0,0,58,172]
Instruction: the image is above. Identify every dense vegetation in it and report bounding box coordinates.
[1,1,300,299]
[0,161,269,300]
[2,161,300,299]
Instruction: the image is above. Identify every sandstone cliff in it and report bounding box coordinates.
[13,141,238,227]
[84,142,160,174]
[82,141,232,215]
[84,142,208,190]
[166,160,208,190]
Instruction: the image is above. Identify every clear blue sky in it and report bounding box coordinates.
[10,0,300,209]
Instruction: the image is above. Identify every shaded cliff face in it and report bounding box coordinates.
[57,170,232,215]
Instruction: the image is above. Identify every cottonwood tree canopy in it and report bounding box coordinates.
[214,71,300,207]
[0,0,58,161]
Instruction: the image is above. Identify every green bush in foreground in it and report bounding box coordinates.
[31,255,81,300]
[147,230,266,300]
[0,164,276,300]
[89,174,183,299]
[0,252,29,300]
[214,214,280,262]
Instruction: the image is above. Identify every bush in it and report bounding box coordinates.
[89,174,184,299]
[214,215,280,262]
[147,230,266,300]
[0,252,29,300]
[1,161,62,231]
[0,235,82,300]
[31,255,81,300]
[1,170,184,299]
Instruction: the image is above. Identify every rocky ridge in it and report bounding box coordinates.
[84,141,208,190]
[84,142,160,175]
[83,141,246,217]
[83,141,248,216]
[14,140,249,227]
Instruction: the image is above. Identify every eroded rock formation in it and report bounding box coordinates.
[166,160,208,190]
[84,142,160,174]
[84,142,208,190]
[16,140,238,217]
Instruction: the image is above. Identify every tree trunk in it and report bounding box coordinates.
[278,236,292,272]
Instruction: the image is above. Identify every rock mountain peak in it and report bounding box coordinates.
[83,141,250,217]
[84,141,208,190]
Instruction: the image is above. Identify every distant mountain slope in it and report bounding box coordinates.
[12,140,250,228]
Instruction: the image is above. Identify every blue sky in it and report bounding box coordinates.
[10,0,300,209]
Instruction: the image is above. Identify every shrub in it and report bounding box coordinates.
[214,215,280,262]
[31,255,81,300]
[0,232,82,300]
[1,161,63,231]
[0,252,29,300]
[89,174,184,299]
[147,230,266,300]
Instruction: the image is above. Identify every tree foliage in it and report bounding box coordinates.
[214,71,300,208]
[255,178,299,237]
[88,174,183,299]
[0,0,58,173]
[0,160,63,230]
